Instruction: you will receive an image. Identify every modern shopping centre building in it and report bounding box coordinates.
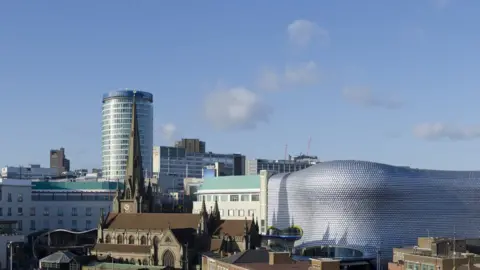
[267,160,480,262]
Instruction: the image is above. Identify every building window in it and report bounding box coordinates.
[238,210,245,216]
[248,209,255,216]
[72,207,77,216]
[43,207,49,216]
[17,207,23,216]
[230,195,239,202]
[251,194,260,201]
[18,220,22,231]
[421,264,435,270]
[220,195,228,201]
[30,220,36,231]
[86,220,92,230]
[86,207,92,216]
[241,195,250,201]
[220,209,224,216]
[17,194,23,202]
[100,207,105,216]
[228,209,235,216]
[206,195,212,201]
[7,207,12,216]
[57,208,63,216]
[58,220,63,228]
[0,208,2,216]
[30,207,35,216]
[7,193,12,202]
[72,220,77,229]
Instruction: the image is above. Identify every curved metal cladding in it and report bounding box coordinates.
[268,160,480,260]
[101,90,153,180]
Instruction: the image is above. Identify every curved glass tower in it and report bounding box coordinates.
[102,90,153,180]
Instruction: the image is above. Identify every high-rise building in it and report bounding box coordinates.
[50,147,70,176]
[174,138,206,153]
[245,154,319,175]
[101,90,153,180]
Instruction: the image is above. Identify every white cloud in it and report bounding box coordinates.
[257,61,320,91]
[342,87,404,109]
[204,87,271,130]
[413,123,480,141]
[160,123,177,141]
[287,19,330,48]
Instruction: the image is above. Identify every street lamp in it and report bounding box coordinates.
[108,252,114,270]
[7,241,13,270]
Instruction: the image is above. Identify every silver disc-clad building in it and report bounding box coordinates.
[102,90,153,180]
[267,160,480,261]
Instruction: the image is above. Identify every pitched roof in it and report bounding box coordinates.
[93,243,150,254]
[199,175,260,191]
[213,219,252,237]
[104,213,200,230]
[40,251,76,264]
[220,249,269,264]
[171,228,196,246]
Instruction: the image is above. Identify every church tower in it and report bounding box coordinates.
[112,91,153,214]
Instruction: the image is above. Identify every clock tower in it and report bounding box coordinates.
[112,91,154,214]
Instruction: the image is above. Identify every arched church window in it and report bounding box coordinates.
[105,234,111,244]
[129,235,135,244]
[162,250,175,268]
[141,235,147,245]
[117,234,123,244]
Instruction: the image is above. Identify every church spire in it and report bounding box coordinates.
[123,90,145,199]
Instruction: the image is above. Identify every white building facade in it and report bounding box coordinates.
[0,178,120,234]
[192,173,270,231]
[102,90,153,180]
[1,165,57,179]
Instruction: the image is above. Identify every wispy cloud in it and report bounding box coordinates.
[257,61,321,91]
[413,122,480,141]
[342,87,404,109]
[287,19,330,48]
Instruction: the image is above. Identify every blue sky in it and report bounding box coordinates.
[2,0,480,170]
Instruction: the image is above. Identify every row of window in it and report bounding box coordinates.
[405,261,435,270]
[31,194,114,201]
[0,207,104,217]
[27,219,94,231]
[198,194,260,202]
[0,191,23,202]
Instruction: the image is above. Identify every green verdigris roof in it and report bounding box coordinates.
[199,175,261,191]
[32,181,123,190]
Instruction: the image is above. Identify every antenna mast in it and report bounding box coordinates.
[307,137,312,156]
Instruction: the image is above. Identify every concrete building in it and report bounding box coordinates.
[0,178,121,234]
[50,147,70,176]
[389,237,480,270]
[245,155,319,175]
[153,146,245,178]
[174,138,206,153]
[192,174,267,222]
[0,221,25,270]
[101,90,153,180]
[1,164,57,179]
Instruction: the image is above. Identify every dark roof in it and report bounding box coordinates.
[213,219,251,237]
[93,243,151,254]
[40,251,76,264]
[171,228,196,246]
[104,213,200,230]
[237,261,310,270]
[220,249,269,264]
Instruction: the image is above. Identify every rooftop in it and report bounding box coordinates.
[198,175,261,191]
[32,181,123,191]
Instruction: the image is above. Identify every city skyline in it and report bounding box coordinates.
[2,1,480,170]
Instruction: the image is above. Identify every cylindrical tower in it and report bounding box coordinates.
[101,90,153,180]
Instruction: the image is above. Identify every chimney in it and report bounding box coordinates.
[268,252,292,265]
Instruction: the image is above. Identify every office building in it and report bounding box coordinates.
[245,154,319,175]
[0,221,24,270]
[192,174,269,221]
[0,178,121,234]
[153,146,245,178]
[1,164,57,179]
[267,160,480,264]
[50,147,70,176]
[101,90,153,180]
[174,138,206,153]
